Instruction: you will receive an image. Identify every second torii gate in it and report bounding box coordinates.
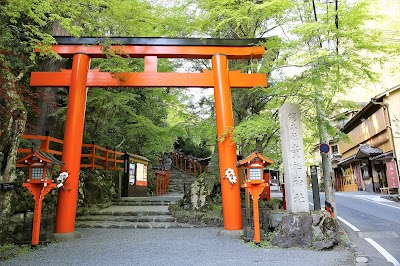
[30,37,267,237]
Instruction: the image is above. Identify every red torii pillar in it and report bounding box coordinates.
[56,53,90,234]
[212,54,241,229]
[30,37,267,234]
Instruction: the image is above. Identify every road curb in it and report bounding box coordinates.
[338,223,367,265]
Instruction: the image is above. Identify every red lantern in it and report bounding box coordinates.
[17,150,63,246]
[237,151,274,245]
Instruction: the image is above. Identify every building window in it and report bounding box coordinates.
[331,145,339,154]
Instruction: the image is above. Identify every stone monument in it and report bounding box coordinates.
[279,103,309,213]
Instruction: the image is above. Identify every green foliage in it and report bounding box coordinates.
[0,243,30,260]
[172,94,216,156]
[174,137,212,158]
[194,0,294,38]
[1,0,398,193]
[246,238,272,248]
[278,0,397,157]
[0,0,104,59]
[186,0,399,171]
[190,1,292,159]
[0,243,15,253]
[234,112,280,159]
[81,87,182,157]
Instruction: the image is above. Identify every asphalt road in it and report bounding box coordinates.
[309,190,400,266]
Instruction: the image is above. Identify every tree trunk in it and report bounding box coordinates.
[0,86,27,244]
[30,21,69,137]
[315,88,336,218]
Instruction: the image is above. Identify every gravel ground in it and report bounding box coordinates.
[3,228,355,266]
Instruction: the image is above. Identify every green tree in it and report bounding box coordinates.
[279,0,396,216]
[192,0,292,159]
[0,0,195,243]
[174,95,215,158]
[184,0,398,212]
[0,0,91,244]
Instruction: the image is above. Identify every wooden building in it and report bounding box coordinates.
[335,85,400,194]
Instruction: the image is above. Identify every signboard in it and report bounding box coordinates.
[136,163,147,186]
[310,165,317,175]
[128,163,136,185]
[386,161,400,188]
[319,143,330,154]
[143,165,148,184]
[122,152,149,197]
[354,166,362,189]
[124,158,129,174]
[309,165,321,210]
[0,183,17,191]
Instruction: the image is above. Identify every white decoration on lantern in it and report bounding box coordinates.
[225,168,237,184]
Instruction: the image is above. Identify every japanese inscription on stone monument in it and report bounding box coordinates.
[279,103,309,212]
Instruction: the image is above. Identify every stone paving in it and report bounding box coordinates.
[3,227,356,266]
[2,169,360,265]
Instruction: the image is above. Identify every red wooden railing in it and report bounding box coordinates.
[17,134,123,170]
[17,134,63,158]
[170,151,208,177]
[153,158,170,196]
[152,153,209,196]
[81,142,124,170]
[154,169,170,196]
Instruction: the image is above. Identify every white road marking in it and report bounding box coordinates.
[337,216,360,232]
[360,196,394,203]
[364,238,400,266]
[336,194,400,210]
[338,216,400,266]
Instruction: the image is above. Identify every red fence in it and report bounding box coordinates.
[17,134,124,170]
[170,152,208,177]
[154,169,170,196]
[81,142,124,170]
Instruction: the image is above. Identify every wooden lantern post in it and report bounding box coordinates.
[238,151,273,244]
[17,150,63,246]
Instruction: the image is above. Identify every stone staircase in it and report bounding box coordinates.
[75,195,196,229]
[167,166,197,194]
[75,167,198,229]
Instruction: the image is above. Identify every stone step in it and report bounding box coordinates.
[167,183,194,193]
[86,210,171,216]
[84,205,171,217]
[168,180,196,186]
[169,174,194,179]
[111,201,172,206]
[77,215,176,223]
[166,188,182,192]
[112,195,183,205]
[169,176,195,181]
[75,220,197,229]
[75,192,191,230]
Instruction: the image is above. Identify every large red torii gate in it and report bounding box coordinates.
[30,37,267,237]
